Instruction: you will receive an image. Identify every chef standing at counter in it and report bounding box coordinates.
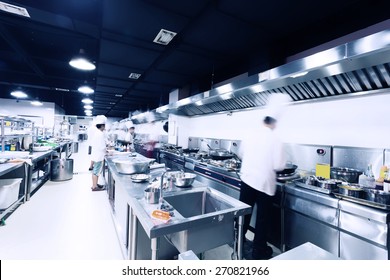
[239,93,290,260]
[90,115,107,191]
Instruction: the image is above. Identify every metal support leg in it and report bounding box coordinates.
[237,215,244,260]
[130,211,138,260]
[151,238,159,260]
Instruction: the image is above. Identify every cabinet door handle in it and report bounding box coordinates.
[205,171,212,176]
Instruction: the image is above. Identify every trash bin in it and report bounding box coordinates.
[50,158,74,181]
[0,178,22,210]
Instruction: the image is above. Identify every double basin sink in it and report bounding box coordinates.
[133,185,251,255]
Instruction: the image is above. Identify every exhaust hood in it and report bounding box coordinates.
[157,29,390,117]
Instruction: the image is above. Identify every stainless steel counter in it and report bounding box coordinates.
[104,153,251,260]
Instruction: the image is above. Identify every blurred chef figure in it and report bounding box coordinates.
[87,119,98,171]
[90,115,107,191]
[239,93,291,260]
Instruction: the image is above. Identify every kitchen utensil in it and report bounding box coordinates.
[131,173,150,183]
[113,158,153,174]
[276,163,298,175]
[338,184,365,198]
[144,187,160,204]
[330,167,363,183]
[173,172,196,188]
[364,189,390,205]
[206,144,235,160]
[316,178,343,191]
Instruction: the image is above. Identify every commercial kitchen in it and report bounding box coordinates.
[1,1,390,261]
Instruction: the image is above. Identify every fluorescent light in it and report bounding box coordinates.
[85,112,92,116]
[10,90,28,98]
[84,110,92,114]
[81,98,93,104]
[84,105,93,110]
[0,1,30,17]
[78,85,94,94]
[31,101,43,106]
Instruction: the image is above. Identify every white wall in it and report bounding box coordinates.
[0,98,56,127]
[172,93,390,149]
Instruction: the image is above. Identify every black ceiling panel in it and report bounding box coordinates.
[0,0,388,118]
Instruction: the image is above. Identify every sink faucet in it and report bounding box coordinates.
[159,171,167,203]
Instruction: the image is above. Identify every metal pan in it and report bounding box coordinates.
[276,163,298,175]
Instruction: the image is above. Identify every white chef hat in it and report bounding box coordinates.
[264,93,291,120]
[95,115,107,125]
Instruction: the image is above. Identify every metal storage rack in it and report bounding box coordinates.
[0,116,35,224]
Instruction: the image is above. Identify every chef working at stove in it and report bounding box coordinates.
[239,93,290,260]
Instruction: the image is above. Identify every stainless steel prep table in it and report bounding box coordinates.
[104,153,251,260]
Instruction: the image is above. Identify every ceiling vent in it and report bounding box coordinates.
[128,72,141,79]
[153,29,177,45]
[0,1,30,17]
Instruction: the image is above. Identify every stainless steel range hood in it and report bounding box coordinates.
[157,29,390,117]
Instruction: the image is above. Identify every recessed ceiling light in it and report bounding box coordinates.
[84,109,92,114]
[85,112,92,116]
[81,98,93,104]
[84,105,93,110]
[0,1,30,17]
[78,85,94,94]
[153,29,177,45]
[10,90,28,98]
[31,101,43,106]
[115,94,123,97]
[129,72,141,79]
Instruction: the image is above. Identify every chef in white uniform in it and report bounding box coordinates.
[239,93,290,259]
[90,115,107,191]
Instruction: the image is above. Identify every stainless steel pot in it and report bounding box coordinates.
[316,178,343,191]
[330,167,363,183]
[364,189,390,205]
[207,144,235,160]
[338,184,365,198]
[144,187,160,204]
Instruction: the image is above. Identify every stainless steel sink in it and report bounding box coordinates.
[161,187,251,254]
[128,184,251,259]
[163,189,233,218]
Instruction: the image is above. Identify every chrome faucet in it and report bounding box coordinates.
[159,171,167,203]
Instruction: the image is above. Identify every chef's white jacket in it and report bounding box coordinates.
[239,125,286,196]
[90,129,106,162]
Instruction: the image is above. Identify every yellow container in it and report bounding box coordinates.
[316,163,331,179]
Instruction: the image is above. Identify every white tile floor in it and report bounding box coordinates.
[0,142,123,260]
[0,142,276,260]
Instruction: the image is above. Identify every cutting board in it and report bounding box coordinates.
[316,163,330,179]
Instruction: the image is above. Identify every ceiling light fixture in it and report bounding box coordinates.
[0,1,30,17]
[84,109,92,114]
[85,112,92,116]
[10,90,28,98]
[129,72,141,79]
[78,85,94,94]
[69,49,96,71]
[81,98,93,104]
[153,29,177,45]
[84,105,93,110]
